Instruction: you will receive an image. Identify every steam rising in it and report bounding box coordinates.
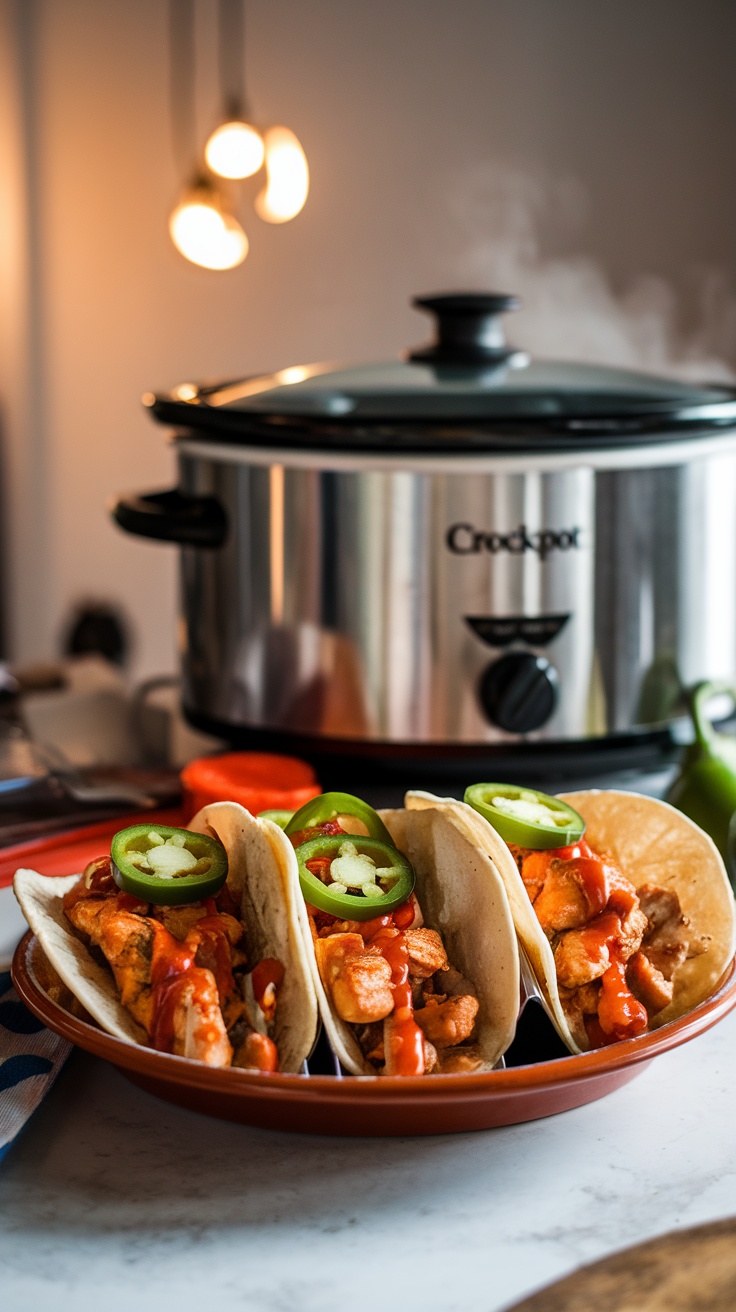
[448,165,736,382]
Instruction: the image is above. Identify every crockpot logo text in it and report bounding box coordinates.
[446,523,582,561]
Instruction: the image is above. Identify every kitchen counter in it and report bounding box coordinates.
[2,1004,736,1311]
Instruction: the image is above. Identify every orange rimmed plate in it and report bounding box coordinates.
[12,931,736,1136]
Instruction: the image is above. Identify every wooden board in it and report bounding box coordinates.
[507,1218,736,1310]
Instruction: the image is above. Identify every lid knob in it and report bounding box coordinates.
[408,292,527,368]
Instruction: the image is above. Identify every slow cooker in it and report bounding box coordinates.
[113,293,736,780]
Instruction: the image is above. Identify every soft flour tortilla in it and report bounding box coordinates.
[406,790,580,1048]
[13,869,145,1044]
[559,791,736,1030]
[410,789,736,1054]
[14,801,319,1073]
[288,801,521,1076]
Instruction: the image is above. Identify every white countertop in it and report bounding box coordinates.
[2,973,736,1312]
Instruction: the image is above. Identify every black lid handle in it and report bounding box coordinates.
[408,292,524,366]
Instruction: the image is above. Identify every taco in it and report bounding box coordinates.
[279,791,520,1076]
[13,801,319,1073]
[409,787,736,1054]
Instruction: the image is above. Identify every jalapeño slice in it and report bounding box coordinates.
[111,823,228,905]
[464,783,586,850]
[257,809,294,830]
[285,791,394,846]
[296,834,415,921]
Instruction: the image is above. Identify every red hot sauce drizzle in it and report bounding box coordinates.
[312,896,426,1077]
[519,842,650,1047]
[150,924,203,1052]
[63,860,283,1068]
[149,900,243,1053]
[251,958,285,1022]
[293,818,427,1075]
[369,924,425,1076]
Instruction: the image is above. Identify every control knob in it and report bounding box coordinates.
[479,652,559,734]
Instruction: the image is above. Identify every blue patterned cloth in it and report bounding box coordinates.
[0,970,71,1162]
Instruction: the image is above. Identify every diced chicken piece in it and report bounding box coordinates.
[575,981,603,1015]
[554,898,647,990]
[415,994,479,1048]
[156,903,209,939]
[158,968,233,1066]
[554,923,612,989]
[638,883,684,934]
[423,1039,439,1073]
[507,843,531,875]
[637,883,697,978]
[404,927,449,978]
[191,914,244,973]
[66,897,155,1030]
[516,848,547,901]
[617,904,648,959]
[436,965,476,998]
[560,980,602,1050]
[314,931,364,976]
[531,857,607,935]
[605,867,640,918]
[315,933,394,1024]
[335,813,371,837]
[358,1022,385,1065]
[232,1030,278,1072]
[382,1013,426,1076]
[403,893,424,930]
[332,955,394,1024]
[627,949,674,1016]
[437,1045,485,1074]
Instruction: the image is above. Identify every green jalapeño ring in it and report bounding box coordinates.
[111,823,228,905]
[257,809,294,830]
[464,783,586,850]
[285,792,395,847]
[296,834,415,921]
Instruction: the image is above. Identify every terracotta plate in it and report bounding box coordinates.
[13,931,736,1137]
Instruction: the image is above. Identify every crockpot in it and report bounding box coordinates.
[113,293,736,779]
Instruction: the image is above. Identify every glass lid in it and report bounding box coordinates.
[147,293,736,453]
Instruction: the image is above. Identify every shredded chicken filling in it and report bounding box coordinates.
[311,895,483,1075]
[508,841,708,1048]
[63,856,281,1070]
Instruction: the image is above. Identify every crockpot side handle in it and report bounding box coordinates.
[110,488,228,548]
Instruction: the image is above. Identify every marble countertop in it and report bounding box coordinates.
[2,984,736,1312]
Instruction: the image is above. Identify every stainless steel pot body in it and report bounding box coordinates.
[170,429,736,752]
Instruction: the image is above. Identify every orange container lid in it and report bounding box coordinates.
[180,751,320,821]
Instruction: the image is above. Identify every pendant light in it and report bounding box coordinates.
[169,179,249,270]
[168,0,248,270]
[204,0,310,222]
[254,126,310,224]
[167,0,309,271]
[204,0,265,181]
[205,120,265,180]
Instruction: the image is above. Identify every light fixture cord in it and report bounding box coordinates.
[169,0,198,178]
[218,0,246,119]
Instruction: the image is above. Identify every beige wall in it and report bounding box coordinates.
[2,0,736,679]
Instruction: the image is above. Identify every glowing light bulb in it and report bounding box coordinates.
[205,120,265,179]
[169,186,248,270]
[254,126,309,224]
